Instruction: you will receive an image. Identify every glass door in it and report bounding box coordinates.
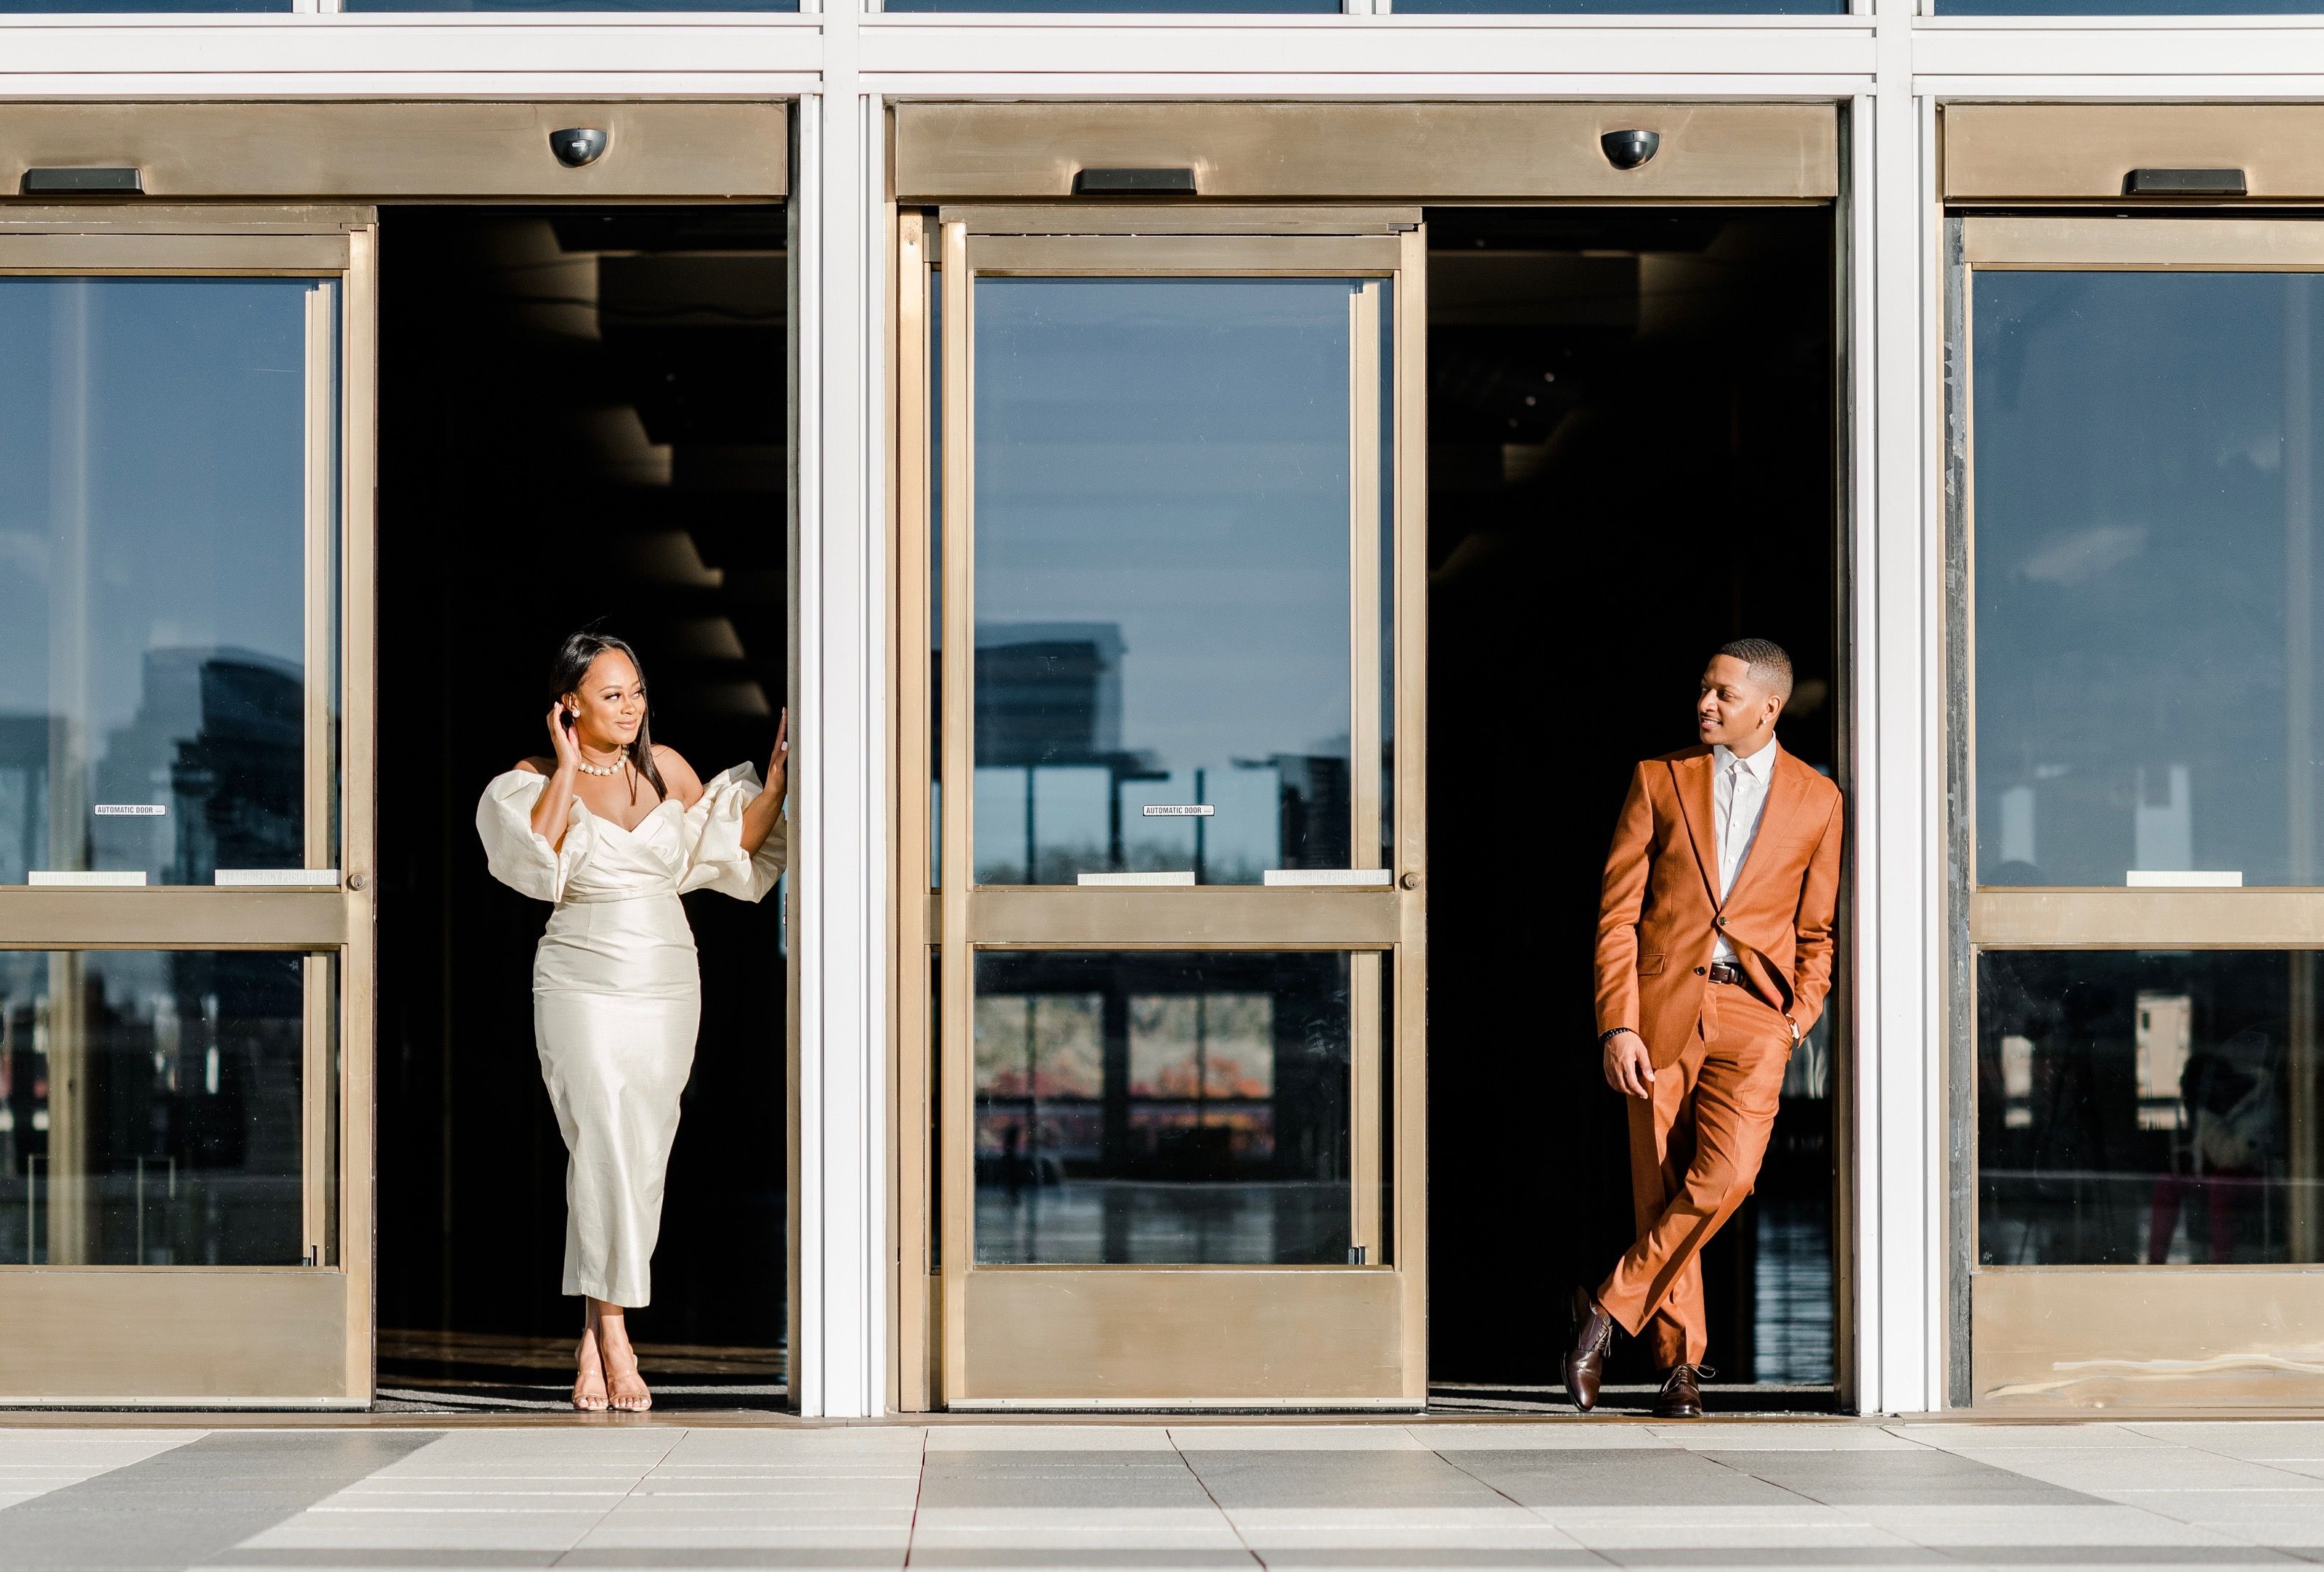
[906,206,1425,1406]
[1954,216,2324,1411]
[0,210,375,1404]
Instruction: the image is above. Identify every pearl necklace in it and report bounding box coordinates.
[576,750,628,778]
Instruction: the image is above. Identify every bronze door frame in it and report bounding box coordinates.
[1950,212,2324,1412]
[894,204,1429,1409]
[0,205,378,1406]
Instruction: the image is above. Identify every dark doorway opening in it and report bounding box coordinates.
[374,205,791,1411]
[1424,206,1840,1412]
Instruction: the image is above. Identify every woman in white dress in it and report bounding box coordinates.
[476,630,787,1412]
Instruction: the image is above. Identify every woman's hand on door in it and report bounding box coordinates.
[765,708,789,809]
[736,709,789,859]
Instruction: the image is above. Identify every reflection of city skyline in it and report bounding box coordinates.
[971,952,1353,1267]
[0,948,307,1268]
[973,620,1352,884]
[0,645,303,884]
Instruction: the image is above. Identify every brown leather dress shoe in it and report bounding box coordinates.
[1653,1363,1710,1419]
[1562,1287,1618,1413]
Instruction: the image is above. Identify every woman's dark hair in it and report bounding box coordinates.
[549,630,669,802]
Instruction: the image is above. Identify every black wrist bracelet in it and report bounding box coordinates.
[1599,1027,1638,1049]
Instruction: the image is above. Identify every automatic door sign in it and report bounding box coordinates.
[94,804,167,816]
[1141,805,1215,818]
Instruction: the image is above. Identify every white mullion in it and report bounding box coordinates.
[1910,86,1947,1419]
[1853,25,1946,1412]
[799,0,887,1413]
[852,84,894,1423]
[1848,84,1884,1419]
[794,87,826,1424]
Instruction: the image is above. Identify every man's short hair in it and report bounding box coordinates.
[1717,638,1795,703]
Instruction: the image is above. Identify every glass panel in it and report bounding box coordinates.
[971,277,1387,886]
[0,0,286,11]
[1377,280,1396,873]
[931,265,945,889]
[1398,0,1838,12]
[890,0,1327,12]
[348,0,794,11]
[1973,270,2324,889]
[0,950,327,1267]
[1978,949,2324,1266]
[0,278,335,887]
[1941,0,2312,15]
[973,950,1360,1264]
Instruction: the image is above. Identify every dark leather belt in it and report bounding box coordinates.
[1706,961,1746,986]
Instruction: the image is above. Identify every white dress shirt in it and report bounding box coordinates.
[1711,740,1780,964]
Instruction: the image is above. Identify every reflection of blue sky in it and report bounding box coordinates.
[892,0,1322,13]
[0,280,309,731]
[1973,272,2323,885]
[975,278,1353,769]
[972,279,1358,880]
[0,280,313,879]
[1941,0,2309,14]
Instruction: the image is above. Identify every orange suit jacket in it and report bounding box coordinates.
[1594,745,1844,1070]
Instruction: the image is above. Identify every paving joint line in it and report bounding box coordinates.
[2127,1414,2324,1512]
[900,1424,929,1566]
[547,1423,689,1565]
[1167,1429,1265,1571]
[1420,1433,1617,1568]
[1982,1421,2317,1555]
[1888,1422,2290,1562]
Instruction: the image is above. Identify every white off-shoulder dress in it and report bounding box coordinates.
[476,765,786,1307]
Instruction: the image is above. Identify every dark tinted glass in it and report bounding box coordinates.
[1973,270,2324,888]
[974,950,1366,1265]
[0,951,325,1267]
[1980,949,2324,1266]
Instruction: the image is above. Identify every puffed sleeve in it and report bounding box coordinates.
[476,770,590,905]
[677,763,788,901]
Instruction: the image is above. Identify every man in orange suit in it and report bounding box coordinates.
[1563,638,1843,1419]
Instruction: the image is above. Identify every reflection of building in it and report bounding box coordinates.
[0,717,46,884]
[0,651,301,885]
[1272,753,1350,869]
[971,952,1353,1266]
[1980,951,2304,1271]
[2134,763,2193,873]
[973,625,1355,879]
[90,648,303,883]
[0,950,303,1268]
[975,622,1125,768]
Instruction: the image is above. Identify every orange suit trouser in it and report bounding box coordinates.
[1594,978,1792,1368]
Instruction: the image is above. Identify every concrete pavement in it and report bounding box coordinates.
[7,1420,2324,1570]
